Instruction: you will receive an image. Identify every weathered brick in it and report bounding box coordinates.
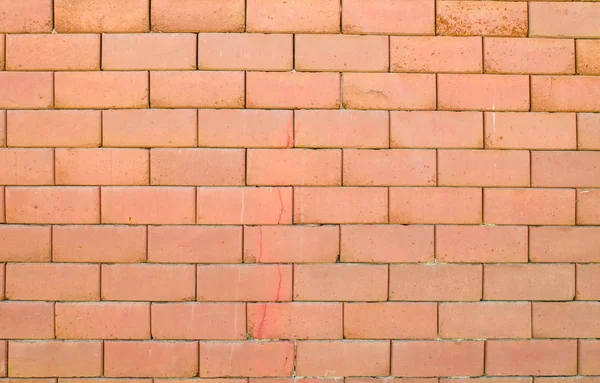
[54,0,148,32]
[484,38,575,74]
[0,0,52,33]
[437,1,527,37]
[151,0,244,32]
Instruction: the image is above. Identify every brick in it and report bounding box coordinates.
[151,0,244,32]
[294,187,388,224]
[340,225,434,263]
[199,341,293,377]
[56,302,150,340]
[149,226,241,264]
[0,149,53,185]
[101,187,196,225]
[254,379,343,383]
[61,380,151,383]
[197,187,292,225]
[442,379,530,383]
[529,3,600,38]
[197,265,292,302]
[580,341,600,375]
[578,188,600,225]
[437,1,527,36]
[101,264,195,301]
[0,341,4,376]
[151,71,244,108]
[532,151,600,187]
[486,340,577,376]
[0,35,3,71]
[296,341,390,377]
[293,264,388,302]
[247,0,339,33]
[198,33,292,71]
[7,110,101,148]
[343,73,436,110]
[531,76,600,112]
[103,34,196,70]
[390,264,482,301]
[342,0,434,35]
[484,188,575,225]
[0,188,3,224]
[6,34,100,71]
[0,72,53,109]
[0,225,50,262]
[55,72,148,109]
[577,40,600,75]
[484,38,574,74]
[436,225,528,263]
[103,109,197,148]
[484,112,576,150]
[578,113,600,150]
[54,0,148,32]
[392,341,483,377]
[577,264,600,300]
[484,264,575,301]
[0,111,5,147]
[0,266,4,300]
[345,303,437,340]
[0,302,54,339]
[537,379,599,383]
[438,149,530,187]
[438,74,530,111]
[199,109,292,148]
[391,111,483,149]
[439,302,531,339]
[533,302,600,338]
[9,341,102,377]
[248,303,342,340]
[105,341,198,377]
[247,72,340,109]
[244,225,339,263]
[0,0,52,33]
[391,36,482,73]
[390,187,482,224]
[295,110,389,149]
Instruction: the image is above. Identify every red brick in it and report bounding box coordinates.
[197,187,292,225]
[61,379,151,383]
[6,34,100,71]
[392,341,483,377]
[436,225,528,263]
[577,40,600,75]
[529,3,600,38]
[484,38,574,74]
[578,113,600,150]
[248,303,342,340]
[199,341,293,377]
[244,225,339,263]
[55,302,150,340]
[533,302,600,338]
[152,303,245,340]
[532,151,600,187]
[580,340,600,375]
[484,264,575,301]
[0,225,50,262]
[486,340,577,376]
[102,264,195,301]
[149,226,241,264]
[578,188,600,225]
[0,72,53,109]
[105,341,198,377]
[577,264,600,300]
[101,187,196,225]
[0,0,52,33]
[439,302,531,339]
[151,0,244,32]
[350,379,436,383]
[54,0,148,32]
[0,149,53,185]
[296,341,390,377]
[254,378,343,383]
[197,265,292,302]
[340,225,434,263]
[390,264,482,301]
[0,302,54,339]
[293,264,388,302]
[247,0,339,33]
[55,72,148,109]
[437,1,527,36]
[342,0,434,35]
[532,76,600,112]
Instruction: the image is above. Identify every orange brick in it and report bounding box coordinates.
[0,188,4,224]
[55,302,150,340]
[0,302,54,339]
[391,36,482,73]
[437,1,527,36]
[484,188,575,225]
[101,264,195,301]
[484,112,576,150]
[0,149,53,185]
[5,263,99,301]
[342,0,434,35]
[54,0,148,32]
[9,341,102,377]
[247,72,340,109]
[534,302,600,338]
[350,379,437,383]
[0,265,4,300]
[442,378,530,383]
[247,0,339,33]
[537,379,598,383]
[0,225,51,262]
[0,111,5,147]
[580,341,600,375]
[439,302,531,339]
[532,151,600,187]
[579,113,600,150]
[61,379,151,383]
[438,74,530,111]
[343,73,436,110]
[254,378,343,383]
[55,72,148,109]
[0,0,52,33]
[0,341,4,376]
[577,40,600,75]
[197,187,292,225]
[345,303,437,340]
[199,341,293,377]
[577,264,600,300]
[103,34,196,70]
[248,303,342,340]
[390,187,482,224]
[484,38,574,74]
[6,34,100,71]
[578,188,600,225]
[392,341,483,377]
[294,187,388,224]
[197,265,292,302]
[151,0,243,32]
[293,264,388,301]
[244,225,339,263]
[436,225,528,263]
[297,341,390,377]
[532,76,600,112]
[0,72,53,109]
[152,303,245,340]
[148,226,241,264]
[486,340,577,376]
[105,341,198,377]
[390,264,482,301]
[295,110,389,149]
[0,35,4,71]
[101,187,196,225]
[391,111,483,149]
[529,3,600,38]
[484,264,575,301]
